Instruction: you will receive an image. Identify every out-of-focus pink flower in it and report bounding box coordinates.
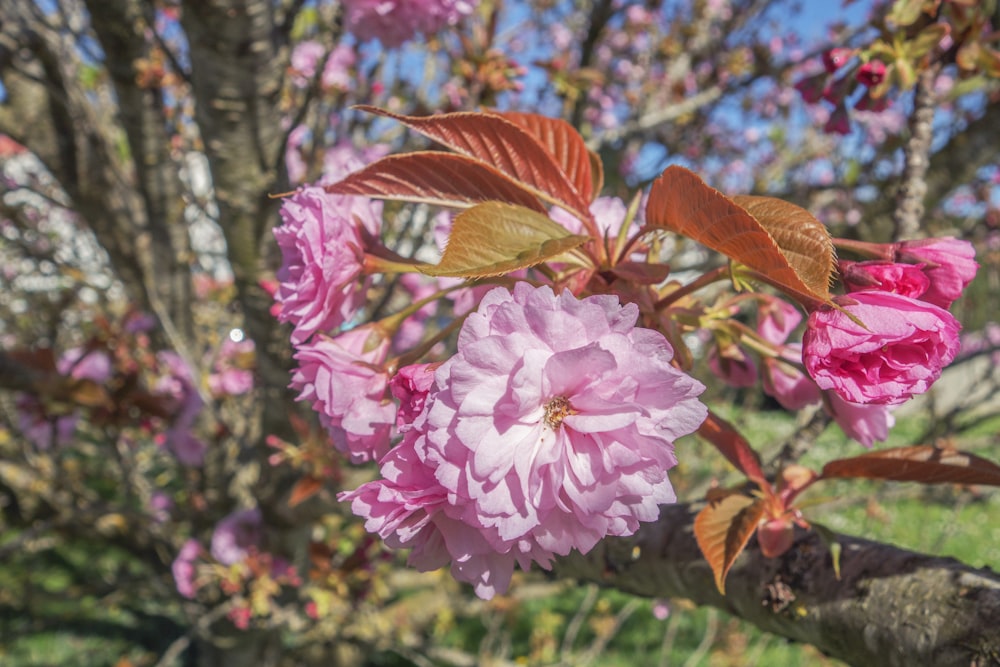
[854,91,889,113]
[208,338,255,397]
[822,48,853,73]
[150,491,173,523]
[794,72,828,104]
[707,342,757,388]
[803,291,961,405]
[211,508,263,565]
[895,237,979,309]
[757,296,802,345]
[840,260,930,299]
[172,539,202,598]
[762,347,822,410]
[342,0,475,48]
[154,351,207,466]
[15,394,77,450]
[273,186,382,344]
[856,60,886,87]
[390,363,439,433]
[290,326,395,463]
[58,348,112,383]
[825,392,895,447]
[824,104,851,135]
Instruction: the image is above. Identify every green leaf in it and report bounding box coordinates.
[419,202,589,278]
[888,0,928,27]
[908,23,949,59]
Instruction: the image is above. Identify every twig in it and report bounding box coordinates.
[152,601,235,667]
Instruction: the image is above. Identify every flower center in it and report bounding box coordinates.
[543,395,575,430]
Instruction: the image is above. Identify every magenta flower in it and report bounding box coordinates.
[342,0,475,48]
[840,260,930,299]
[824,104,851,136]
[762,346,822,410]
[273,186,382,344]
[290,326,396,463]
[822,47,853,73]
[895,237,978,309]
[803,291,961,405]
[431,285,704,573]
[857,60,886,87]
[211,508,262,565]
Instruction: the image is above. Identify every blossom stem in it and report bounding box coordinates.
[655,265,730,311]
[363,254,423,275]
[833,238,893,260]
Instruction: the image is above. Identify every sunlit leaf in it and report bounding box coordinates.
[325,152,547,213]
[420,202,589,278]
[696,411,767,485]
[731,195,835,299]
[356,106,592,219]
[645,166,833,303]
[694,494,766,594]
[484,109,597,203]
[820,445,1000,486]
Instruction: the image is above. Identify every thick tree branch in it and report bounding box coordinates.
[556,503,1000,666]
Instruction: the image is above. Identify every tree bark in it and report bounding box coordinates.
[555,503,1000,667]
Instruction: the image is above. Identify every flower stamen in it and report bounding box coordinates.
[543,395,575,430]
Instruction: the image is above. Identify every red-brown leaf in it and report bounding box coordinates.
[356,106,592,219]
[645,166,833,303]
[820,445,1000,486]
[697,411,767,485]
[484,109,596,203]
[731,195,835,299]
[289,476,324,507]
[694,494,766,594]
[325,152,547,213]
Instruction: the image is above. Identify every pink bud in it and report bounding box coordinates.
[758,518,796,558]
[794,73,828,104]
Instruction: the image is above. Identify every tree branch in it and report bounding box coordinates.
[892,65,938,241]
[555,503,1000,666]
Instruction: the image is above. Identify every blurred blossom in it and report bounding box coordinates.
[172,539,202,599]
[211,508,263,565]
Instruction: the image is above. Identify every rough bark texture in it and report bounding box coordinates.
[556,503,1000,667]
[892,66,938,242]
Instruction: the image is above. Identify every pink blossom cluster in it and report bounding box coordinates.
[341,0,476,48]
[340,284,707,598]
[804,238,975,406]
[273,186,382,345]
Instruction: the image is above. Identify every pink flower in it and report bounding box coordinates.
[430,285,704,580]
[757,296,802,345]
[707,342,757,388]
[895,237,978,309]
[211,508,262,565]
[857,60,886,87]
[840,260,930,299]
[290,326,396,463]
[794,72,828,104]
[762,347,822,410]
[58,348,112,383]
[172,539,202,598]
[825,392,894,447]
[343,285,707,599]
[390,363,439,433]
[803,291,961,405]
[340,432,530,598]
[208,338,255,397]
[273,187,382,344]
[342,0,475,48]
